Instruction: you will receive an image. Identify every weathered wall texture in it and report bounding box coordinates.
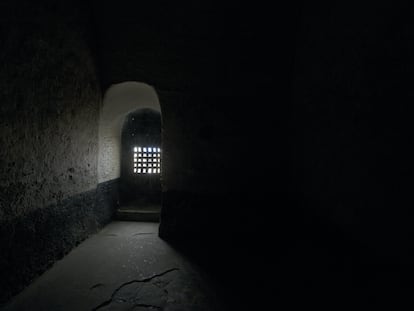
[0,0,114,303]
[0,1,100,222]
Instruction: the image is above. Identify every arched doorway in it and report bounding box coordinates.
[98,82,162,221]
[119,108,161,216]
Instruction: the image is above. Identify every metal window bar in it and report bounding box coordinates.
[133,147,161,174]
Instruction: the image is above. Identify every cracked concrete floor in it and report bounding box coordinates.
[2,222,224,311]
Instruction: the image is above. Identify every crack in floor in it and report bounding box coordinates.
[91,268,179,311]
[132,303,162,310]
[90,283,105,290]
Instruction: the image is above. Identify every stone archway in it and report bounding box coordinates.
[98,81,162,221]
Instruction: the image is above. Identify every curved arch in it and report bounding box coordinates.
[98,81,161,183]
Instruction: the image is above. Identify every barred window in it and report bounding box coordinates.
[133,147,161,174]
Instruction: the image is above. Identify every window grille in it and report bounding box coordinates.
[133,147,161,174]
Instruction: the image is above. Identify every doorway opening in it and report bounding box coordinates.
[118,108,162,221]
[98,82,162,222]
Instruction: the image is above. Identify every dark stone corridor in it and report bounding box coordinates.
[1,1,414,309]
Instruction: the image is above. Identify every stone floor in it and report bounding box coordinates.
[2,222,224,311]
[115,199,161,222]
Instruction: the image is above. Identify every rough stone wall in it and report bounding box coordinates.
[0,0,110,303]
[0,0,99,223]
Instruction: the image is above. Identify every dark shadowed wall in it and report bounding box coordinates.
[289,2,414,276]
[0,0,117,303]
[91,1,414,306]
[90,3,300,308]
[91,1,300,239]
[2,0,413,308]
